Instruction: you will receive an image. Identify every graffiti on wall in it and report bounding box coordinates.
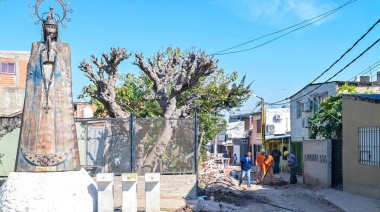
[304,154,328,163]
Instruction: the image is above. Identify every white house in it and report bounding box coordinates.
[213,121,245,163]
[289,78,380,175]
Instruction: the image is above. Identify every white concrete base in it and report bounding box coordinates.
[0,168,97,212]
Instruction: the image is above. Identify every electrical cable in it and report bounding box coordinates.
[291,37,380,104]
[269,60,380,107]
[268,39,380,106]
[204,180,293,211]
[309,18,380,84]
[261,16,380,105]
[212,0,357,55]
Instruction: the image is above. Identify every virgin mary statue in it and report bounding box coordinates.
[15,5,80,172]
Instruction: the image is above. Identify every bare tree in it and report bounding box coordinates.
[79,47,222,173]
[133,49,218,118]
[133,48,219,172]
[78,47,132,118]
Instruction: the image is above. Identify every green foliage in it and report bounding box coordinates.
[178,69,251,157]
[309,83,358,139]
[79,73,162,117]
[116,73,162,117]
[309,95,342,139]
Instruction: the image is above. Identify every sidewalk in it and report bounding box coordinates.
[317,189,380,212]
[258,167,380,212]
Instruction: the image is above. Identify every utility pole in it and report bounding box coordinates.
[261,97,266,151]
[249,93,266,152]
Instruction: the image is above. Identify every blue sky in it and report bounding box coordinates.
[1,0,379,114]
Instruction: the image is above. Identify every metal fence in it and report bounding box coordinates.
[76,114,197,175]
[358,127,380,166]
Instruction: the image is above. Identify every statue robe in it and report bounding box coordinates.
[15,40,81,172]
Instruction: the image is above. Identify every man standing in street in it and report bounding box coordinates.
[271,145,282,174]
[255,149,266,181]
[239,152,252,187]
[284,151,298,184]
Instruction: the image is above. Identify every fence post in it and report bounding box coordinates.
[145,173,160,212]
[194,113,198,196]
[122,173,137,212]
[130,113,134,173]
[97,173,114,212]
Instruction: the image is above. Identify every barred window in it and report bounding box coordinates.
[358,127,380,166]
[0,62,15,74]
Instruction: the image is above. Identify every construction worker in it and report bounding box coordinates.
[261,154,274,185]
[284,151,298,184]
[255,149,266,181]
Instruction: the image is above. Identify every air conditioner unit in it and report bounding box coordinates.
[227,133,233,139]
[302,118,310,128]
[267,124,275,133]
[275,114,281,120]
[303,101,311,112]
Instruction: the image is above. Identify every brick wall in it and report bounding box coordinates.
[0,51,29,88]
[0,51,30,116]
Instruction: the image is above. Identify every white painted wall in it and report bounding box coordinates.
[290,82,337,142]
[216,121,245,145]
[233,144,240,165]
[265,108,290,137]
[290,82,380,142]
[303,139,332,188]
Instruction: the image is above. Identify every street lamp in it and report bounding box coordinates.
[249,93,266,151]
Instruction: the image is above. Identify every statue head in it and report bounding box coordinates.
[29,0,73,41]
[42,6,59,41]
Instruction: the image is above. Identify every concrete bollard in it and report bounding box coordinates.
[121,173,137,212]
[145,173,160,212]
[97,173,114,212]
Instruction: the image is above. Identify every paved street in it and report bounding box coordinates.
[191,165,380,212]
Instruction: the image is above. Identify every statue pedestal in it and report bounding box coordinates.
[0,168,97,212]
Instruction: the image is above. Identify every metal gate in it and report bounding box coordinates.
[331,139,343,189]
[87,125,105,166]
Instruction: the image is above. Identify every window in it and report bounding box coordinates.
[256,119,261,133]
[0,62,15,74]
[296,101,303,118]
[312,92,328,114]
[358,127,380,166]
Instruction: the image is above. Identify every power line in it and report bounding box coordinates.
[267,18,380,105]
[251,60,380,124]
[309,18,380,84]
[272,59,380,107]
[269,53,380,107]
[212,0,357,56]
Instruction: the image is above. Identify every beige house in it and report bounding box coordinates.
[342,94,380,199]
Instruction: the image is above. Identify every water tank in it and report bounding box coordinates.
[82,106,93,118]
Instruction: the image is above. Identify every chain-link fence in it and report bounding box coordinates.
[76,115,197,175]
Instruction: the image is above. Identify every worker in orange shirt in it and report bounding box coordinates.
[255,149,266,181]
[261,154,274,185]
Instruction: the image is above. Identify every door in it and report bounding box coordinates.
[227,146,233,162]
[87,125,105,166]
[331,139,343,189]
